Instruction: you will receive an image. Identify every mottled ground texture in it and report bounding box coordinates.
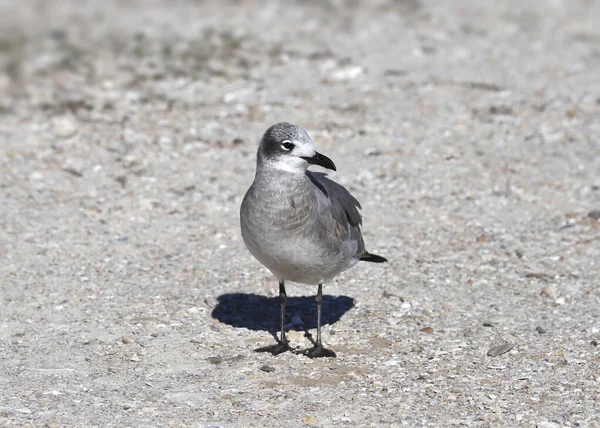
[1,0,599,426]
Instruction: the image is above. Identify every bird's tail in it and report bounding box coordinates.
[360,252,387,263]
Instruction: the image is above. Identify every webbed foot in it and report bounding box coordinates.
[303,345,336,359]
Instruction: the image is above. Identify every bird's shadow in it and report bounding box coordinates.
[211,293,355,336]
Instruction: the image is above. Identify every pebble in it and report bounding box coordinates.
[588,210,600,220]
[122,336,135,344]
[364,148,381,156]
[260,365,275,373]
[30,171,44,181]
[115,175,127,188]
[420,327,434,334]
[515,249,524,258]
[528,272,552,281]
[487,343,514,357]
[489,105,513,115]
[482,322,494,327]
[53,117,78,139]
[540,286,557,298]
[535,326,546,334]
[61,165,83,177]
[327,65,364,82]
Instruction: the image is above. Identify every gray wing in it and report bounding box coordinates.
[306,171,365,258]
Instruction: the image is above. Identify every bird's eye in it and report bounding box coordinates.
[281,140,294,151]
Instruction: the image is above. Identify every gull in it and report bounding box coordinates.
[240,122,387,358]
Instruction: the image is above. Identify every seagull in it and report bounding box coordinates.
[240,122,387,358]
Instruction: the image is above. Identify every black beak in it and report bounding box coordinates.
[301,152,337,171]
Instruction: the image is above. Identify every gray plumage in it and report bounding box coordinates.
[240,122,386,358]
[240,122,385,286]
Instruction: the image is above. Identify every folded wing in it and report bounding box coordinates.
[306,171,366,259]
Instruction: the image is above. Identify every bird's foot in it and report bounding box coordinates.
[302,345,337,359]
[254,341,292,355]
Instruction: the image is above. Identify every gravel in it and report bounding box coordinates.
[1,0,599,426]
[486,343,515,357]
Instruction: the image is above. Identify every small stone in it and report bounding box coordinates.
[482,322,494,327]
[30,171,44,181]
[122,336,135,344]
[53,117,78,139]
[328,65,364,82]
[61,165,83,177]
[588,210,600,220]
[489,105,513,115]
[419,327,434,334]
[123,404,131,410]
[207,356,223,365]
[302,416,317,424]
[364,148,381,156]
[540,286,556,298]
[527,272,552,281]
[115,175,127,188]
[260,365,275,373]
[515,249,524,258]
[535,326,546,334]
[591,340,598,347]
[487,343,514,357]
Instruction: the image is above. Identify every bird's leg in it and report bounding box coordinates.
[255,280,292,355]
[304,284,336,358]
[277,280,289,345]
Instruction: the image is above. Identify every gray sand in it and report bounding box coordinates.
[1,0,599,426]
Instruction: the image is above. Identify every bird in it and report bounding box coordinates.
[240,122,387,358]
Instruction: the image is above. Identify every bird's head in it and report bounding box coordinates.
[257,122,336,174]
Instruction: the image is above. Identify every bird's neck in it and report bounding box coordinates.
[257,157,308,175]
[253,165,310,194]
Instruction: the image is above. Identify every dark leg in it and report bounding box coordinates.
[304,284,336,358]
[255,280,292,355]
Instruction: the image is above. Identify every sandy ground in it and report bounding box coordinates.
[1,0,599,426]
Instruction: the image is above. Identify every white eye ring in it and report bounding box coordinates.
[281,140,294,151]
